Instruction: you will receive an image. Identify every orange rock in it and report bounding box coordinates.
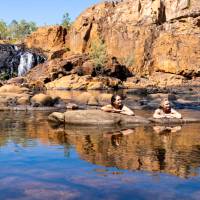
[22,0,200,87]
[0,84,29,94]
[31,93,54,107]
[24,26,68,58]
[68,0,200,77]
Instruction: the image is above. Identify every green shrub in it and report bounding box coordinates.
[0,20,8,39]
[121,53,134,68]
[61,12,71,30]
[89,38,107,68]
[0,19,37,41]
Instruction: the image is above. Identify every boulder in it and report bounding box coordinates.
[77,61,95,75]
[17,95,30,105]
[48,112,65,124]
[31,93,56,107]
[64,110,120,126]
[48,110,150,126]
[0,84,29,94]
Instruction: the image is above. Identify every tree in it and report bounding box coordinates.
[61,12,71,29]
[18,20,37,37]
[8,20,37,40]
[0,20,8,39]
[89,38,108,69]
[7,20,18,39]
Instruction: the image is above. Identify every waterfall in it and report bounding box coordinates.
[18,52,34,76]
[0,44,46,79]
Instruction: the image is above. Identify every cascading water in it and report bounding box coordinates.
[0,44,46,79]
[18,52,34,76]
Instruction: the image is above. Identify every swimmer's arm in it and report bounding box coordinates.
[101,105,121,113]
[120,106,135,116]
[101,105,113,112]
[170,109,182,119]
[153,109,164,118]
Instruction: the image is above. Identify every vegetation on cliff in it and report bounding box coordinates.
[0,19,37,41]
[89,38,107,69]
[61,12,71,30]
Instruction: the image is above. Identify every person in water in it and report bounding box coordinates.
[153,98,182,119]
[101,94,134,116]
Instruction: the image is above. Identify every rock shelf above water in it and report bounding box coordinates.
[48,110,150,126]
[48,110,200,127]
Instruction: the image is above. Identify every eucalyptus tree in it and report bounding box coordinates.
[0,19,8,39]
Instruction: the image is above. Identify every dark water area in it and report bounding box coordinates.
[1,110,200,200]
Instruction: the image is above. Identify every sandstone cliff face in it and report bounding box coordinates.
[24,0,200,80]
[68,0,200,77]
[24,26,68,58]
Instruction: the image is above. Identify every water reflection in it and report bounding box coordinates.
[1,111,200,180]
[103,129,134,147]
[153,126,182,134]
[2,111,200,199]
[62,125,200,178]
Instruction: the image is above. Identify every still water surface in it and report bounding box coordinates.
[0,110,200,200]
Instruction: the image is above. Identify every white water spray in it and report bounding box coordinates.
[18,52,34,76]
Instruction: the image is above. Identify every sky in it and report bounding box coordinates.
[0,0,101,26]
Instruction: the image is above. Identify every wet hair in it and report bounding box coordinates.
[111,94,122,108]
[159,98,169,109]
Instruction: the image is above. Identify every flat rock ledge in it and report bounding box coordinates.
[48,110,200,127]
[149,117,200,124]
[48,110,149,126]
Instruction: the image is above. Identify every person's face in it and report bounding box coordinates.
[163,100,171,111]
[114,96,122,108]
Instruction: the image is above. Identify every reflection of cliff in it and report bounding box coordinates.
[64,125,200,178]
[0,111,66,147]
[2,111,200,179]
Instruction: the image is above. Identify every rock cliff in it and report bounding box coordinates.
[24,0,200,87]
[68,0,200,77]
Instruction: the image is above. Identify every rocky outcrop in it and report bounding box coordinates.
[24,54,89,85]
[24,26,68,59]
[22,0,200,88]
[0,84,31,107]
[68,0,200,77]
[24,54,132,90]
